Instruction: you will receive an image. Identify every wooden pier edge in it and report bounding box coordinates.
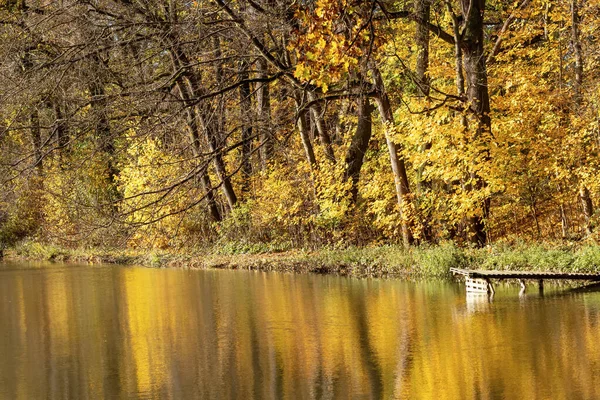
[450,267,600,294]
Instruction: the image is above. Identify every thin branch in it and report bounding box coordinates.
[376,1,455,45]
[487,0,531,65]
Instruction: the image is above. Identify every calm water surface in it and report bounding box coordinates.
[1,262,600,399]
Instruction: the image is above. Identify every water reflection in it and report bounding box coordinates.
[0,264,600,399]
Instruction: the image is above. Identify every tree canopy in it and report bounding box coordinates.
[1,0,599,249]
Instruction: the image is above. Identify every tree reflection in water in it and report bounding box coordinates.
[0,264,599,399]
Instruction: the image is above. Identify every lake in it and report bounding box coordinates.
[1,262,599,399]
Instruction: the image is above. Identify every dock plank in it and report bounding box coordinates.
[450,267,600,281]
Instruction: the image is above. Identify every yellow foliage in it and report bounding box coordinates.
[117,136,208,248]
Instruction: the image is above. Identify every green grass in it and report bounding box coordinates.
[478,242,600,273]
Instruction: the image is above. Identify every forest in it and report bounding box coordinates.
[1,0,599,254]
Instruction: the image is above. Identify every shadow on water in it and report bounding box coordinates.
[565,281,600,293]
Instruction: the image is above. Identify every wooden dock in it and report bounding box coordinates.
[450,268,600,294]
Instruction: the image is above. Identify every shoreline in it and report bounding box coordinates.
[3,246,426,278]
[4,241,600,279]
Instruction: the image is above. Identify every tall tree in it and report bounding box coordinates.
[371,64,414,247]
[571,0,594,235]
[459,0,492,246]
[345,94,374,203]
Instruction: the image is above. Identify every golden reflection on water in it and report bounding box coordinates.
[1,264,600,399]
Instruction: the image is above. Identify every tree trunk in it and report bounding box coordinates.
[370,65,413,247]
[571,0,584,105]
[560,203,569,238]
[308,91,336,163]
[16,0,43,175]
[294,92,317,167]
[195,93,238,211]
[256,57,273,168]
[571,0,593,235]
[52,102,68,153]
[169,45,238,211]
[460,0,491,246]
[89,61,119,196]
[239,61,253,193]
[30,107,42,173]
[415,0,433,242]
[175,79,222,222]
[580,186,594,236]
[415,0,431,97]
[344,95,373,203]
[212,36,227,149]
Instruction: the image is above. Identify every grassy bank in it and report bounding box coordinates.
[5,240,600,279]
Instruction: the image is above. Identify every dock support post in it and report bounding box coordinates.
[486,278,495,295]
[538,279,544,296]
[519,279,527,296]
